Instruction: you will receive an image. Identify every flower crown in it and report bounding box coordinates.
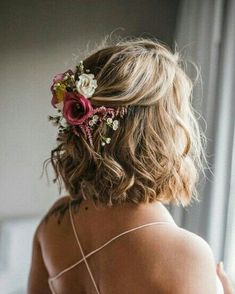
[49,60,128,147]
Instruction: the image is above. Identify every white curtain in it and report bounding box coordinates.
[169,0,235,263]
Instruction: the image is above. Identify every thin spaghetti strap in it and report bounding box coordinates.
[69,199,101,294]
[48,218,176,283]
[48,279,56,294]
[48,202,177,291]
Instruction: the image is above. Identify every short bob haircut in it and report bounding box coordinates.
[45,37,205,208]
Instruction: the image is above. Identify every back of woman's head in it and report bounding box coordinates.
[48,37,204,207]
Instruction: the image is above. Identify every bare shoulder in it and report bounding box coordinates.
[28,196,71,293]
[45,195,71,216]
[35,195,72,240]
[171,226,216,261]
[152,225,217,293]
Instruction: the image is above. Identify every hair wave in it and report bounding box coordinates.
[43,36,206,208]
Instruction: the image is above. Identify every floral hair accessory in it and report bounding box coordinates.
[48,61,128,148]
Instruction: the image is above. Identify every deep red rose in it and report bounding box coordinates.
[63,92,93,125]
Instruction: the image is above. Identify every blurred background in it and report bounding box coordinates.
[0,0,234,293]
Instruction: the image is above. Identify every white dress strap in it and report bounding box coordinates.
[69,199,101,294]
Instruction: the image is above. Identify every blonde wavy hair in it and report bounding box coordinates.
[45,37,206,208]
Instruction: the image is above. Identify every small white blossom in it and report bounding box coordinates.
[112,120,119,130]
[60,117,68,128]
[106,118,113,124]
[88,120,94,126]
[106,138,111,144]
[92,115,99,122]
[101,141,106,146]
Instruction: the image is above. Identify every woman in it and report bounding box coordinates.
[28,38,234,293]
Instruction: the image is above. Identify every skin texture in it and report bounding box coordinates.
[28,195,221,294]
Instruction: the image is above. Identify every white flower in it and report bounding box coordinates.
[88,120,94,126]
[106,118,113,124]
[60,117,68,128]
[112,120,119,130]
[92,115,99,122]
[106,137,111,144]
[75,73,98,98]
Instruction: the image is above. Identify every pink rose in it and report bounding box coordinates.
[63,92,93,125]
[50,69,74,108]
[52,69,74,83]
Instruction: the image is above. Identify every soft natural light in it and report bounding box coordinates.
[225,129,235,286]
[0,218,40,294]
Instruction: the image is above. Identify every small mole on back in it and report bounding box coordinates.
[85,207,88,210]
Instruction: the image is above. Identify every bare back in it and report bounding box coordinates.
[28,195,219,294]
[30,196,179,293]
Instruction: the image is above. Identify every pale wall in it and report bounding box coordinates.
[0,0,179,218]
